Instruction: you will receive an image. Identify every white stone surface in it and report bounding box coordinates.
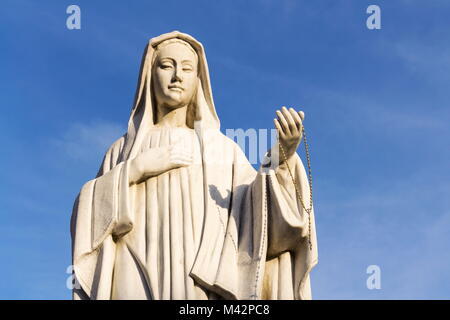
[71,31,318,300]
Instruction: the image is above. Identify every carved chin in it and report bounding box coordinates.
[163,98,188,109]
[163,91,194,108]
[163,91,182,103]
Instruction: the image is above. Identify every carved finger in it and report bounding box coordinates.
[274,119,285,137]
[298,110,305,121]
[171,147,192,157]
[172,154,192,162]
[276,110,290,135]
[176,150,193,158]
[170,150,192,159]
[171,158,192,166]
[289,107,302,130]
[282,106,297,134]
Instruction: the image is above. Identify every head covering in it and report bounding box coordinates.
[120,31,220,162]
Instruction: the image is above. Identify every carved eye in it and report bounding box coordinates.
[160,64,173,70]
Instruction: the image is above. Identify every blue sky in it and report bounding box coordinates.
[1,0,449,299]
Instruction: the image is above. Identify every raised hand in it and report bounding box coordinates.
[274,106,305,161]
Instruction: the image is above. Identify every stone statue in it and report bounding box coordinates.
[71,31,318,300]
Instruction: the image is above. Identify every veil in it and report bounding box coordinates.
[119,31,221,163]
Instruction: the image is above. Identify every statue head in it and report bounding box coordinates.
[151,39,199,111]
[121,31,220,161]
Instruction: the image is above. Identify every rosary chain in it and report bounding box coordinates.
[277,126,313,250]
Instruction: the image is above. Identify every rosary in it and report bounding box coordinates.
[276,125,314,251]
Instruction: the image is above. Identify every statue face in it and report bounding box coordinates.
[152,42,199,109]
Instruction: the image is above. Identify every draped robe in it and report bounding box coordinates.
[70,30,318,300]
[71,125,318,300]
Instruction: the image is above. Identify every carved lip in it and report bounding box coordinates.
[168,85,184,91]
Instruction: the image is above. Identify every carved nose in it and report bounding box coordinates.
[173,68,183,82]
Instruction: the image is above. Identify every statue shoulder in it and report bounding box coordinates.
[218,131,252,164]
[217,131,237,147]
[219,132,245,155]
[107,134,126,155]
[96,134,126,177]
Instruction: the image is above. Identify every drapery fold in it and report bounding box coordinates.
[71,129,318,300]
[71,31,317,301]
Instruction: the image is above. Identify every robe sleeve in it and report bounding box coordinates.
[262,151,318,300]
[264,153,313,256]
[231,144,318,300]
[232,145,317,257]
[70,135,134,299]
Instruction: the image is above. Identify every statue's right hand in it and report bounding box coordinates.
[128,139,193,185]
[167,142,193,169]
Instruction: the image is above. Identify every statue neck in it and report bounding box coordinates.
[156,104,190,128]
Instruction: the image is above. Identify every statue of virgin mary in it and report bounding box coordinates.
[71,31,318,300]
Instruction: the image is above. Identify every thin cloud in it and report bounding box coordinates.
[314,171,450,299]
[52,120,125,163]
[395,40,450,82]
